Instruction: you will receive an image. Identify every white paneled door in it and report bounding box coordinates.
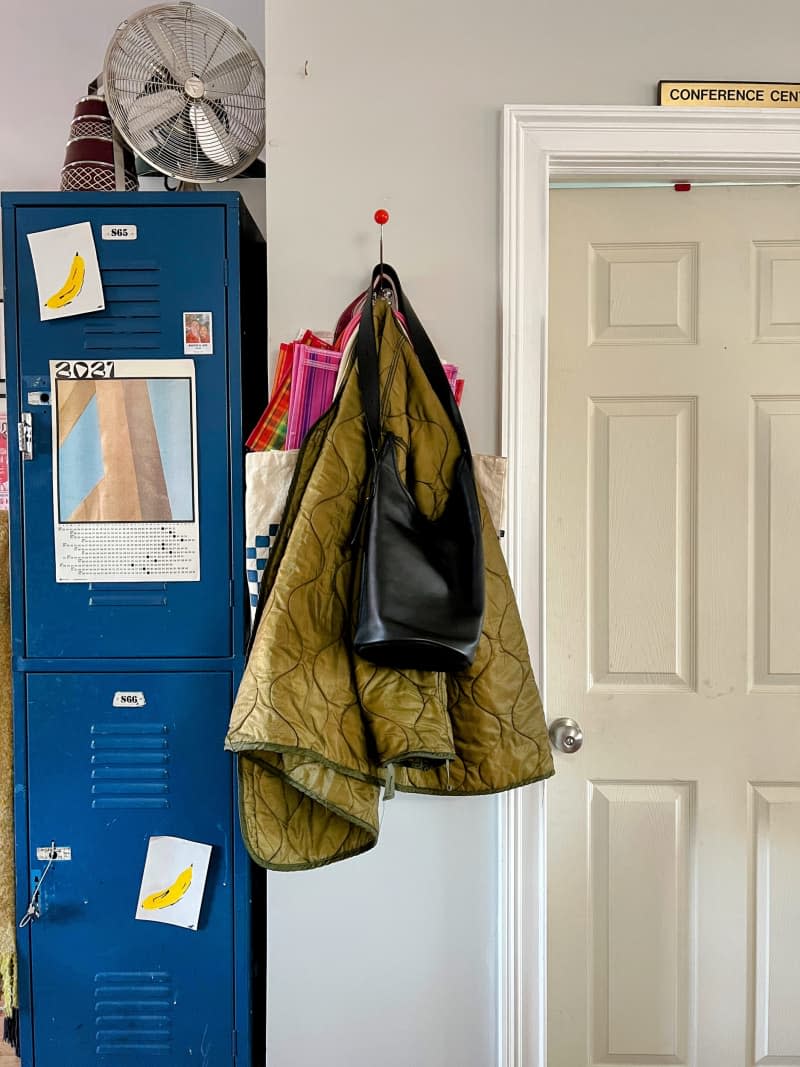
[546,185,800,1067]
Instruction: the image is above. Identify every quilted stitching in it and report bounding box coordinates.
[226,304,554,869]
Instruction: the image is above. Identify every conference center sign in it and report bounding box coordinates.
[659,82,800,108]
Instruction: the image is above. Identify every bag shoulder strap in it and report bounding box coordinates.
[356,264,472,460]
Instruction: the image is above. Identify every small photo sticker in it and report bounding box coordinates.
[183,312,213,355]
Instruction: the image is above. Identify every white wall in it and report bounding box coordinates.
[267,796,498,1067]
[264,4,800,1066]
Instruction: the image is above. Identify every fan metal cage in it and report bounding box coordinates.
[104,2,265,183]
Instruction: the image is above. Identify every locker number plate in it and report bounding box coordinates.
[101,225,137,240]
[113,691,147,707]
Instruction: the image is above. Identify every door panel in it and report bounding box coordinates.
[547,185,800,1065]
[26,672,234,1065]
[14,206,231,658]
[588,781,693,1061]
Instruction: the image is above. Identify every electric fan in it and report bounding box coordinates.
[103,2,265,184]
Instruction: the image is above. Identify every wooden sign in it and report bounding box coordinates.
[659,81,800,108]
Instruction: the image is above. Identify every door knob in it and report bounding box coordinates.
[548,717,583,754]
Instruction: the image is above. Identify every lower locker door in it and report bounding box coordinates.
[26,672,235,1065]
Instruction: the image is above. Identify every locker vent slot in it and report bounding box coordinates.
[90,723,170,809]
[94,971,172,1056]
[84,263,161,351]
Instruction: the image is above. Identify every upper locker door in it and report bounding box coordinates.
[14,203,232,659]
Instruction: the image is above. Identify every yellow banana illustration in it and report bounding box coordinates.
[141,865,193,910]
[45,251,85,309]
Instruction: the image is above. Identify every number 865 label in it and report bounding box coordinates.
[53,360,115,380]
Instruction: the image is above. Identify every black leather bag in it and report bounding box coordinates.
[352,264,485,672]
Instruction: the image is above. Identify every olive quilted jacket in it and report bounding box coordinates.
[225,302,553,870]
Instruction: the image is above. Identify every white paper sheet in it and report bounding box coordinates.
[135,836,212,931]
[50,358,200,582]
[27,221,105,321]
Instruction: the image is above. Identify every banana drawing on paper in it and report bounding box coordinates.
[136,837,211,929]
[141,865,193,910]
[44,251,86,309]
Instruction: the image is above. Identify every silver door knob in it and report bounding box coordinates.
[548,717,583,754]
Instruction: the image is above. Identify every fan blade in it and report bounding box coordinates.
[126,89,186,137]
[203,54,254,96]
[189,102,240,168]
[143,18,191,83]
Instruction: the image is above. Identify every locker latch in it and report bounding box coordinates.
[17,412,33,461]
[35,845,72,861]
[19,840,61,927]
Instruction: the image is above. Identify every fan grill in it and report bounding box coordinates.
[104,2,265,183]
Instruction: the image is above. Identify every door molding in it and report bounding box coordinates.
[499,103,800,1067]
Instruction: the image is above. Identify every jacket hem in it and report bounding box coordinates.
[397,766,556,797]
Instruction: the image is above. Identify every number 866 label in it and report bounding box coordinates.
[53,360,115,380]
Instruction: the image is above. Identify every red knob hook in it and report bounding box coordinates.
[374,209,389,225]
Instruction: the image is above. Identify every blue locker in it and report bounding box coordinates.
[27,672,235,1065]
[1,192,267,1066]
[12,203,232,660]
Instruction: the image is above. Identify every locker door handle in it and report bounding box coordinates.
[17,413,33,461]
[18,379,53,461]
[19,870,44,926]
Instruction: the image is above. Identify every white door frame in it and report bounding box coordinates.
[499,103,800,1067]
